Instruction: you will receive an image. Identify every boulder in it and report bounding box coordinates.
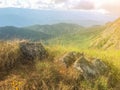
[19,41,48,60]
[60,52,83,68]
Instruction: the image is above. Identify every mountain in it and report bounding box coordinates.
[0,23,105,46]
[0,23,84,41]
[91,18,120,49]
[0,26,51,41]
[0,23,106,46]
[25,23,84,37]
[0,8,116,27]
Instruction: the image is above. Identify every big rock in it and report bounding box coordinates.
[19,41,48,60]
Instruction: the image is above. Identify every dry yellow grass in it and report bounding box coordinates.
[46,45,120,90]
[0,41,119,90]
[0,41,20,70]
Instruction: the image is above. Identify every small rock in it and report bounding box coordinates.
[60,52,83,68]
[74,56,99,80]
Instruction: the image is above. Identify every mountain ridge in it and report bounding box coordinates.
[91,17,120,49]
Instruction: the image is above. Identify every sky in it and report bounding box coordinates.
[0,0,119,16]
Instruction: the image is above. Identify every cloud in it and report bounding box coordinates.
[72,0,95,10]
[0,0,94,10]
[98,0,120,15]
[54,0,68,4]
[0,0,120,16]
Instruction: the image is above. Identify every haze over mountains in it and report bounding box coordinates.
[0,8,117,27]
[0,8,120,50]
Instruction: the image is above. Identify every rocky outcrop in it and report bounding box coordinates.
[19,41,48,60]
[60,52,108,81]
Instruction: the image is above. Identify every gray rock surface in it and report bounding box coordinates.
[19,41,48,60]
[60,52,108,80]
[60,52,83,68]
[74,56,99,80]
[92,59,108,75]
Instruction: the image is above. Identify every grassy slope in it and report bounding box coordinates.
[91,18,120,49]
[44,24,120,89]
[47,25,105,49]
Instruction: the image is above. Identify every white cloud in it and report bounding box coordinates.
[98,0,120,15]
[71,0,95,10]
[0,0,120,15]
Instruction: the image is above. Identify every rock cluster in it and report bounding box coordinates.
[60,52,107,80]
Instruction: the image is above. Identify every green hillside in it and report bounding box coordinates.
[47,25,106,48]
[26,23,84,37]
[0,26,51,41]
[0,23,84,41]
[0,23,106,49]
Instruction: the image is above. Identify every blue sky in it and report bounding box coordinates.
[0,0,120,16]
[0,0,119,27]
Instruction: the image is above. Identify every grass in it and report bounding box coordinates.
[46,44,120,89]
[0,41,20,70]
[0,40,119,90]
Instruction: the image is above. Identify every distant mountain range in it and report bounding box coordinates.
[0,23,106,49]
[0,8,116,27]
[0,23,84,41]
[0,26,51,41]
